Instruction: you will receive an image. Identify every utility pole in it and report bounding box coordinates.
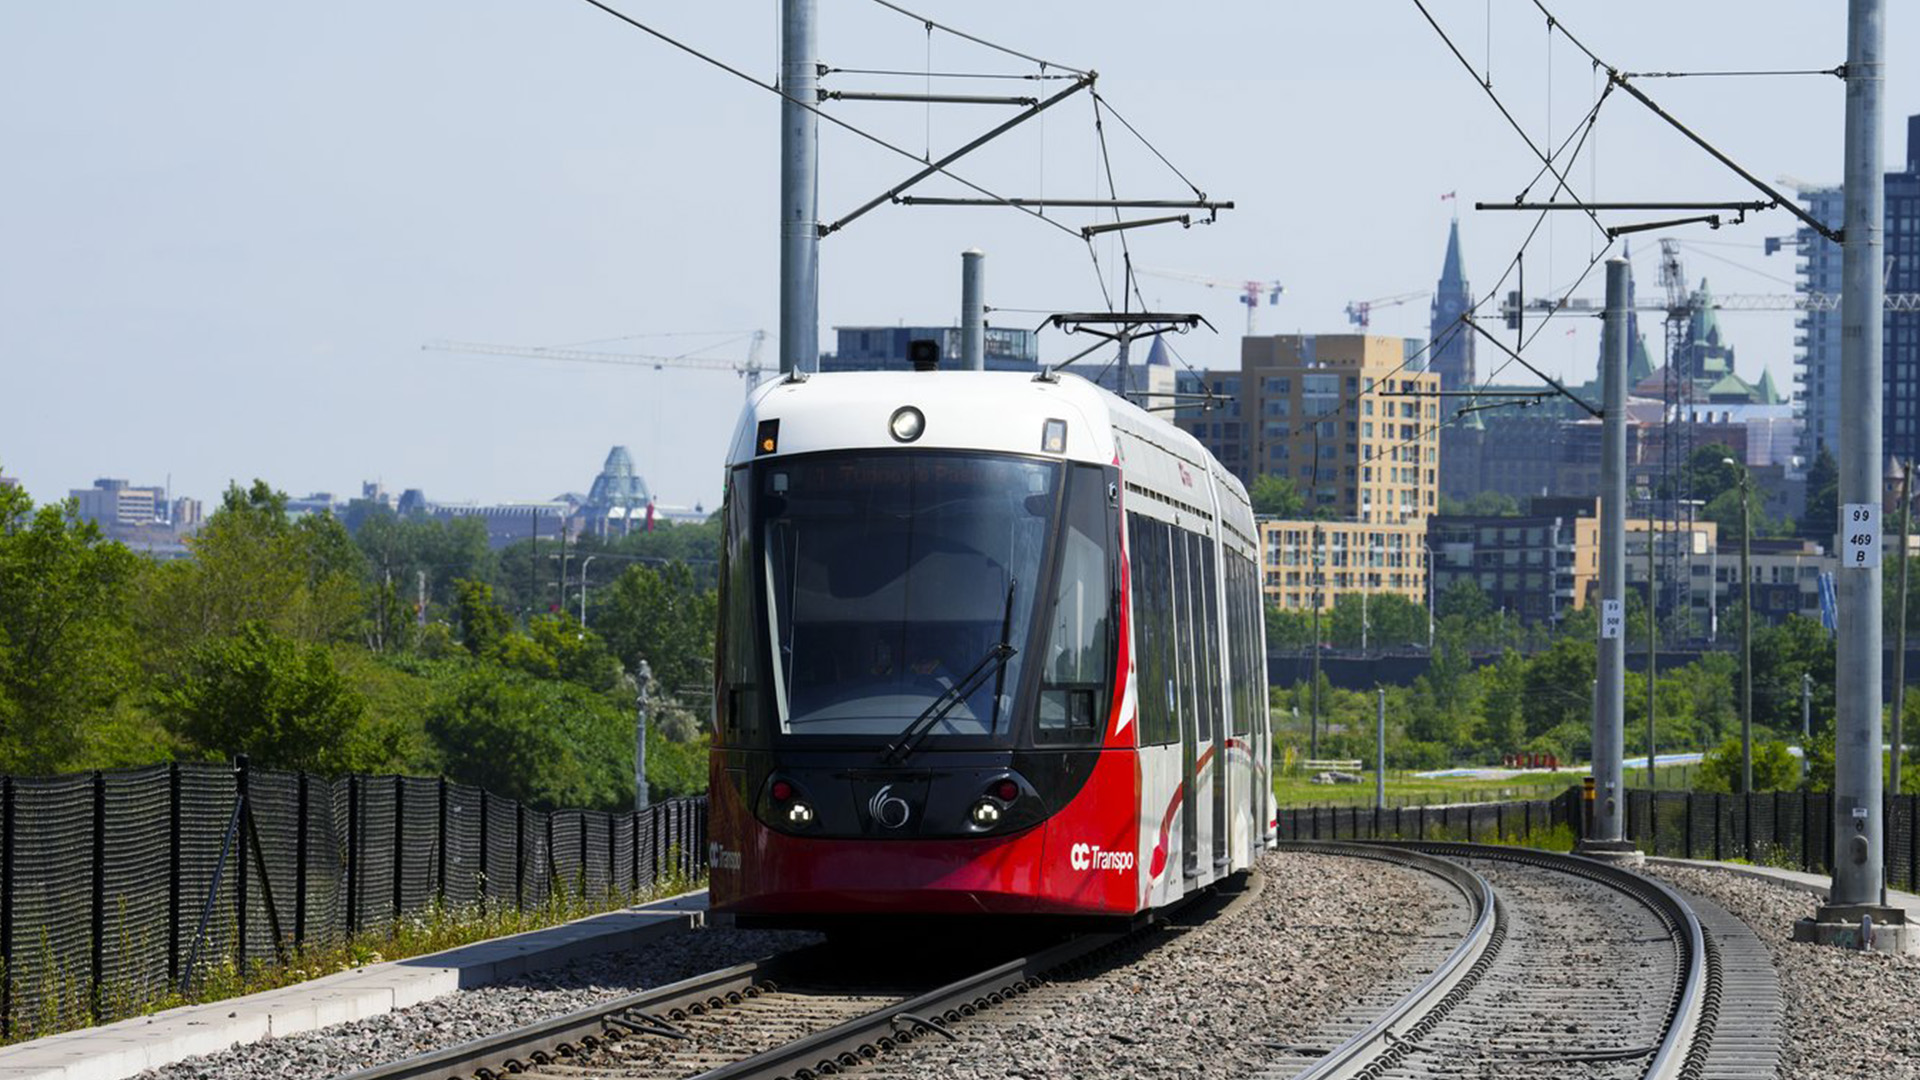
[1802,672,1813,786]
[1311,525,1323,761]
[1894,459,1912,797]
[1361,589,1369,652]
[1738,466,1753,793]
[1800,0,1902,947]
[416,569,427,628]
[1376,688,1387,812]
[961,248,986,370]
[579,554,599,627]
[1647,519,1658,788]
[779,0,819,375]
[1583,257,1630,852]
[634,658,652,810]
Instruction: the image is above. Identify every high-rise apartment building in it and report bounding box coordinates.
[1794,114,1920,468]
[1429,219,1475,392]
[1236,334,1439,524]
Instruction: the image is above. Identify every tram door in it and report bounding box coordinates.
[1172,531,1200,881]
[1202,538,1228,871]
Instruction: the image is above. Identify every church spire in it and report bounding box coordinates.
[1430,218,1475,393]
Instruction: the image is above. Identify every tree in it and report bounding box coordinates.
[1438,491,1520,517]
[423,666,637,809]
[158,622,400,774]
[0,481,142,772]
[1265,606,1312,649]
[452,578,511,657]
[595,562,717,697]
[1436,579,1492,622]
[1250,473,1305,517]
[1697,736,1799,793]
[1803,447,1839,544]
[1326,592,1426,649]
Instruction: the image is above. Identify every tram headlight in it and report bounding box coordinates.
[889,406,926,443]
[969,799,1002,827]
[786,801,815,826]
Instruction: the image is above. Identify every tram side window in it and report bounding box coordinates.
[1192,532,1223,745]
[1231,556,1254,737]
[1126,514,1177,747]
[1038,469,1113,743]
[720,469,759,740]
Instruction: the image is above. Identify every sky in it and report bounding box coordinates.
[2,2,1911,512]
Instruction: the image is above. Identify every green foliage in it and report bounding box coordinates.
[1436,579,1491,621]
[1326,592,1427,649]
[452,578,511,657]
[1265,606,1313,649]
[0,481,142,772]
[157,623,400,774]
[594,562,717,694]
[422,666,636,809]
[1249,473,1305,517]
[1438,491,1521,517]
[1697,736,1800,794]
[1802,447,1839,544]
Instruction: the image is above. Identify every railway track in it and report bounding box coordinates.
[1262,841,1780,1080]
[339,876,1258,1080]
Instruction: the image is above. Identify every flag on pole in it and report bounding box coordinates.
[1440,191,1457,201]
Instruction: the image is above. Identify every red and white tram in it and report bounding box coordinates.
[706,366,1274,927]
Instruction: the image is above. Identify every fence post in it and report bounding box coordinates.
[2,776,11,1040]
[1713,793,1723,862]
[436,778,448,906]
[346,775,360,934]
[605,815,616,899]
[545,812,557,897]
[234,756,249,974]
[1910,794,1918,893]
[477,789,490,902]
[577,811,588,895]
[294,773,308,950]
[1744,791,1754,863]
[1684,792,1695,860]
[514,803,526,911]
[392,776,406,919]
[89,771,104,1022]
[166,764,181,987]
[631,811,641,894]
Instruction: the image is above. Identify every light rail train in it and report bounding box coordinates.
[706,364,1273,928]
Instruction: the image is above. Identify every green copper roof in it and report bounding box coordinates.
[1756,367,1780,404]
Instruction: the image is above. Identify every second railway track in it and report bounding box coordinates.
[1263,841,1780,1080]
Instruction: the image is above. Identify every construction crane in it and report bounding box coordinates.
[422,331,769,395]
[1134,267,1284,334]
[1345,291,1429,329]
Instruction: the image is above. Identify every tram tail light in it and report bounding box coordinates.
[771,780,794,802]
[992,779,1019,802]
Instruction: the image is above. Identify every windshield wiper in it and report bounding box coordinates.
[881,642,1015,765]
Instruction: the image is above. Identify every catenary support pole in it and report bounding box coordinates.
[1832,0,1887,912]
[1587,258,1629,846]
[961,249,985,370]
[1741,473,1753,793]
[1802,673,1813,785]
[634,658,652,811]
[779,0,819,375]
[1648,520,1658,787]
[1895,459,1911,797]
[1376,688,1386,812]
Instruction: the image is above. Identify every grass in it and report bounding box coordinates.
[1272,762,1699,809]
[4,855,705,1047]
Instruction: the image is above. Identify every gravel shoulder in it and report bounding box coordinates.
[860,849,1455,1080]
[131,924,821,1080]
[1642,861,1920,1080]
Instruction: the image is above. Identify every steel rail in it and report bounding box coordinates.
[1297,842,1713,1080]
[1274,842,1501,1080]
[343,875,1260,1080]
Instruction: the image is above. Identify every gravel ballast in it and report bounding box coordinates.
[1643,862,1920,1080]
[132,924,820,1080]
[860,849,1455,1080]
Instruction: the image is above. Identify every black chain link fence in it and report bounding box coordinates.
[0,759,707,1042]
[1276,790,1582,845]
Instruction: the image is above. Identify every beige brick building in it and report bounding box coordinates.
[1237,334,1440,524]
[1260,518,1429,612]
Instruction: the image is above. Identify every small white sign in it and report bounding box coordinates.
[1843,503,1882,568]
[1600,599,1624,640]
[1852,806,1871,820]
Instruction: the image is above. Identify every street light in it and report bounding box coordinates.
[1724,456,1753,794]
[578,554,599,627]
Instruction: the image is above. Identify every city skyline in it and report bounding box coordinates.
[5,3,1912,509]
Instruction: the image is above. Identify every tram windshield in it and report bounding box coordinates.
[755,452,1057,738]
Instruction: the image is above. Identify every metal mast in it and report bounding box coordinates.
[1588,258,1630,848]
[1831,0,1887,910]
[779,0,819,375]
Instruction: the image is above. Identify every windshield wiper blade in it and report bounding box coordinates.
[882,641,1016,765]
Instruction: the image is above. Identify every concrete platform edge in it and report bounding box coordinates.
[0,890,707,1080]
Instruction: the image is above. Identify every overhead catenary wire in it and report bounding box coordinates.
[863,0,1090,76]
[569,0,1082,241]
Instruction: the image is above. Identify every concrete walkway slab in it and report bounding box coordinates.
[0,890,706,1080]
[1643,856,1920,918]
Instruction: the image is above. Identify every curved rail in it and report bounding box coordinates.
[1277,842,1501,1080]
[1278,841,1713,1080]
[343,873,1263,1080]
